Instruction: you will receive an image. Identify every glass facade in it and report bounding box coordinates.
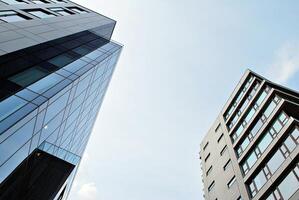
[224,75,254,120]
[228,81,262,129]
[266,162,299,200]
[241,111,289,175]
[202,71,299,200]
[231,94,279,143]
[248,126,299,197]
[0,25,122,199]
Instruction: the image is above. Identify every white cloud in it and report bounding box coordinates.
[267,41,299,84]
[77,182,99,200]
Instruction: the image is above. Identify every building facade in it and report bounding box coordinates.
[0,0,122,199]
[199,70,299,200]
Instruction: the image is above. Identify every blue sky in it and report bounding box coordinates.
[69,1,299,199]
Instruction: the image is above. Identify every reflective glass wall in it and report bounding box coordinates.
[0,26,122,199]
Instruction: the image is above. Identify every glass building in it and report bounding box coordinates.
[199,70,299,200]
[0,0,122,199]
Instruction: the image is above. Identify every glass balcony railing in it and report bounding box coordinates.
[38,141,80,166]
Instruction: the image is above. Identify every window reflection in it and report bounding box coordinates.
[0,95,27,122]
[8,66,49,87]
[27,73,64,94]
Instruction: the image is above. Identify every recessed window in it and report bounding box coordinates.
[49,0,64,2]
[49,7,74,16]
[30,0,50,4]
[204,153,210,162]
[215,123,221,132]
[0,10,30,22]
[206,166,213,176]
[220,145,227,156]
[208,181,215,192]
[217,133,224,143]
[223,159,231,171]
[227,176,236,188]
[68,6,88,14]
[203,142,209,151]
[26,9,55,19]
[1,0,27,4]
[8,66,49,87]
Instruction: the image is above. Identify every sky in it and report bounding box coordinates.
[69,1,299,200]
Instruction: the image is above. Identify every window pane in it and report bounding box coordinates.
[258,133,272,153]
[1,0,27,4]
[247,152,257,168]
[44,90,70,124]
[264,101,276,118]
[241,137,250,151]
[8,66,49,87]
[256,91,267,106]
[0,13,28,22]
[49,54,74,67]
[245,108,255,123]
[278,171,299,199]
[0,95,27,122]
[251,119,263,136]
[0,141,30,183]
[28,10,55,18]
[255,171,267,190]
[63,59,87,73]
[31,0,49,4]
[284,137,296,152]
[267,150,284,173]
[69,7,88,14]
[291,128,299,141]
[273,120,282,133]
[27,73,64,94]
[0,117,35,165]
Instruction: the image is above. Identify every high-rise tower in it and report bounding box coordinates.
[199,70,299,200]
[0,0,122,199]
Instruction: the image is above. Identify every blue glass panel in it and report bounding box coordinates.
[55,68,73,78]
[8,66,49,87]
[0,141,30,183]
[43,79,72,98]
[34,110,46,134]
[40,111,64,144]
[85,50,105,60]
[75,74,91,97]
[28,73,64,94]
[44,90,70,124]
[15,89,39,102]
[74,63,94,76]
[0,95,27,122]
[31,95,48,106]
[63,59,87,73]
[30,131,41,153]
[65,108,80,130]
[0,117,35,165]
[0,103,37,135]
[70,90,86,114]
[49,54,74,67]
